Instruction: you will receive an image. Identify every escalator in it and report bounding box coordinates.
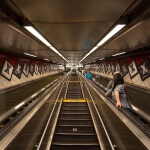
[51,74,100,150]
[66,76,83,99]
[3,72,148,150]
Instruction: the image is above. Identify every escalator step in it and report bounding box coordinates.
[60,109,89,113]
[55,125,96,133]
[60,112,90,114]
[53,133,98,143]
[51,143,100,150]
[66,97,83,99]
[52,142,99,145]
[57,119,93,125]
[59,114,91,119]
[67,91,82,93]
[62,102,87,106]
[61,106,88,110]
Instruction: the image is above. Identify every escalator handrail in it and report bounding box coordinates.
[85,74,150,137]
[84,81,115,150]
[0,76,62,124]
[37,73,70,150]
[0,75,65,139]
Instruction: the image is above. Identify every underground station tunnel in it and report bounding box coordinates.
[0,0,150,150]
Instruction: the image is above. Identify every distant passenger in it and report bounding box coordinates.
[111,73,132,111]
[82,69,85,75]
[85,70,92,80]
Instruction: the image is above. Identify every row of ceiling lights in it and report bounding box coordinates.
[9,24,64,65]
[88,51,127,64]
[24,26,70,64]
[24,52,61,65]
[23,23,127,66]
[78,24,126,65]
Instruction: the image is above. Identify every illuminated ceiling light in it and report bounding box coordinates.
[24,53,37,57]
[78,46,98,64]
[97,24,126,47]
[24,26,51,47]
[112,51,126,56]
[90,46,98,53]
[24,26,70,64]
[78,24,126,64]
[49,46,70,64]
[44,59,49,61]
[99,58,105,60]
[49,46,59,54]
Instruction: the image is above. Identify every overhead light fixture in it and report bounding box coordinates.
[49,46,70,64]
[24,26,51,47]
[24,26,70,64]
[99,58,105,60]
[97,24,126,47]
[78,46,99,64]
[90,46,98,53]
[112,51,126,56]
[50,46,59,54]
[44,59,49,61]
[78,24,126,64]
[24,53,37,57]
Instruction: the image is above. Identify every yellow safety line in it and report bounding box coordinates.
[63,99,86,102]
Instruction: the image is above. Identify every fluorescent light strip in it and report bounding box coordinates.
[78,24,126,64]
[24,26,70,64]
[99,58,105,60]
[78,46,98,64]
[49,46,70,64]
[112,51,126,56]
[24,26,51,47]
[44,59,49,61]
[97,24,126,46]
[24,53,37,57]
[50,46,59,54]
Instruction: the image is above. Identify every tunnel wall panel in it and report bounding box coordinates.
[86,51,150,89]
[0,51,64,91]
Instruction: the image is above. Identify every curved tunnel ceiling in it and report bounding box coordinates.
[0,0,150,65]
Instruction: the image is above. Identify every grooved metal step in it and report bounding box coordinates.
[51,101,100,150]
[55,125,96,133]
[57,118,93,125]
[52,133,98,142]
[61,109,89,113]
[51,142,100,150]
[62,106,88,110]
[59,113,91,119]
